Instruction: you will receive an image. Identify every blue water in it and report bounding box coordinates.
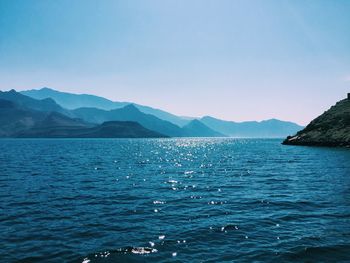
[1,138,350,262]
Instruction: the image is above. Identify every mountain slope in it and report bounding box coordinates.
[33,111,90,128]
[201,116,303,138]
[18,87,304,138]
[182,119,224,137]
[283,96,350,147]
[72,104,184,137]
[0,89,73,117]
[18,121,166,138]
[21,87,191,126]
[0,98,166,138]
[22,87,128,110]
[0,99,44,136]
[0,99,90,136]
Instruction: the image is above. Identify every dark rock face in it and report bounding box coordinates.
[283,97,350,147]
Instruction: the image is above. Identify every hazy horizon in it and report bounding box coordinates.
[4,86,309,125]
[1,0,350,125]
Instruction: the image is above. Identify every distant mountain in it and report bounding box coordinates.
[0,98,44,136]
[0,98,88,137]
[0,96,166,138]
[283,95,350,147]
[18,120,166,138]
[201,116,303,138]
[21,87,127,110]
[21,87,191,126]
[0,89,73,117]
[12,87,305,138]
[33,111,90,128]
[72,104,226,137]
[72,104,184,137]
[182,119,225,137]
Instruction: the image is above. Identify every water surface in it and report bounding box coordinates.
[1,138,350,262]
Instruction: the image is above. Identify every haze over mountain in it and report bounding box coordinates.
[21,88,191,127]
[18,119,165,138]
[20,87,304,137]
[1,88,304,138]
[182,119,224,137]
[0,89,226,138]
[0,91,166,138]
[72,104,184,137]
[0,89,73,117]
[0,97,89,137]
[201,116,303,138]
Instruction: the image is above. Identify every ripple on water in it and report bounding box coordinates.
[1,138,350,262]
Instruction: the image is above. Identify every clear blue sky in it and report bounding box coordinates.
[0,0,349,125]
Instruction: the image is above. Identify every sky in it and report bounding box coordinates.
[0,0,350,125]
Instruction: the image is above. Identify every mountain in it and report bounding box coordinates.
[0,89,73,117]
[21,87,127,110]
[15,87,304,138]
[21,87,191,126]
[18,120,166,138]
[182,119,225,137]
[283,95,350,147]
[73,104,226,137]
[72,104,184,137]
[201,116,303,138]
[0,99,88,137]
[0,97,166,138]
[0,98,44,136]
[32,111,90,128]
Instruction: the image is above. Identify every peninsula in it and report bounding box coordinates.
[283,94,350,147]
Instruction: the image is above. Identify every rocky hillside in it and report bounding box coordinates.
[283,95,350,147]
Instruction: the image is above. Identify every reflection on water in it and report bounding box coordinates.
[1,138,350,262]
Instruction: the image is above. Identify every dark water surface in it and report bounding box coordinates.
[1,138,350,262]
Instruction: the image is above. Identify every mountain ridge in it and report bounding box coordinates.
[20,87,304,138]
[201,116,303,138]
[182,119,225,137]
[0,92,167,138]
[18,120,166,138]
[0,89,73,117]
[21,87,192,127]
[2,88,306,138]
[72,104,184,137]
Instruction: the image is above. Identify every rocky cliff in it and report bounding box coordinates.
[283,96,350,147]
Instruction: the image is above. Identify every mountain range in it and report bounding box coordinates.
[0,95,165,138]
[22,87,191,127]
[200,116,302,138]
[0,87,304,138]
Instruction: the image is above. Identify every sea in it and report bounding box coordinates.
[1,138,350,262]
